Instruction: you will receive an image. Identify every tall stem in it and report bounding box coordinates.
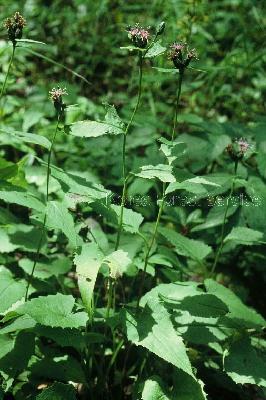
[137,183,166,308]
[25,115,60,301]
[211,161,238,274]
[171,71,183,142]
[0,44,16,109]
[115,52,143,250]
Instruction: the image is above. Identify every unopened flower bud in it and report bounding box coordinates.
[127,23,150,49]
[49,86,68,116]
[3,12,26,45]
[156,21,166,36]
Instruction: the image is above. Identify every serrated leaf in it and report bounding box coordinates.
[224,337,266,387]
[74,243,104,316]
[0,187,45,212]
[159,227,211,261]
[135,164,176,183]
[36,382,77,400]
[0,267,26,313]
[145,42,166,58]
[159,138,187,165]
[66,118,123,138]
[112,204,144,233]
[205,279,265,328]
[103,249,131,279]
[224,226,265,245]
[46,201,77,248]
[15,293,87,328]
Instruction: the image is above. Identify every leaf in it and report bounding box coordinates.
[0,128,51,149]
[15,293,87,329]
[16,38,46,45]
[152,67,178,74]
[171,370,207,400]
[142,376,171,400]
[112,204,144,233]
[123,305,194,377]
[36,382,77,400]
[103,250,131,279]
[159,138,187,165]
[145,42,166,58]
[177,294,229,318]
[19,257,72,279]
[224,227,265,245]
[66,107,124,139]
[31,355,86,384]
[224,337,266,387]
[134,164,176,183]
[0,187,45,212]
[205,279,265,328]
[0,267,26,313]
[159,227,212,261]
[33,326,85,351]
[46,201,78,248]
[73,243,104,316]
[166,177,220,195]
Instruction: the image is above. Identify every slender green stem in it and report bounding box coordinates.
[171,71,183,142]
[25,115,60,301]
[115,52,143,251]
[106,278,113,320]
[137,183,166,308]
[0,44,16,109]
[211,161,238,274]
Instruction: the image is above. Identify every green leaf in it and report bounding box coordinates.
[152,67,178,74]
[171,370,207,400]
[0,187,45,212]
[159,138,187,165]
[224,337,266,387]
[159,227,211,261]
[15,293,87,329]
[166,177,220,195]
[145,42,166,58]
[36,382,77,400]
[73,243,104,316]
[104,103,125,130]
[142,376,171,400]
[19,257,72,279]
[134,164,176,183]
[224,226,265,245]
[16,38,46,45]
[33,326,85,351]
[0,128,51,149]
[103,249,131,279]
[112,204,144,233]
[46,201,78,248]
[205,279,265,328]
[0,267,26,313]
[176,294,229,318]
[123,306,194,377]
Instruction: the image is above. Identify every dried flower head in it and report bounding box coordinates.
[49,86,68,115]
[127,24,150,48]
[4,12,26,44]
[169,42,198,71]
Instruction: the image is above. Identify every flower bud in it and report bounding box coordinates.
[3,12,26,45]
[169,42,198,72]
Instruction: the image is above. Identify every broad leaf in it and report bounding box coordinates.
[135,164,176,183]
[102,249,131,279]
[36,382,77,400]
[224,226,265,245]
[0,267,26,313]
[145,42,166,58]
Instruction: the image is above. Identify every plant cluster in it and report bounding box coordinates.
[0,4,265,400]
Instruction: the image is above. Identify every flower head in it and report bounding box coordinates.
[169,42,198,71]
[227,138,252,161]
[127,24,150,48]
[49,86,68,115]
[4,12,26,43]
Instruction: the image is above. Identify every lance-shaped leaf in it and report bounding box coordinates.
[224,226,265,245]
[0,186,45,212]
[74,243,104,316]
[134,164,176,183]
[166,176,220,195]
[0,267,26,314]
[0,128,51,149]
[159,227,211,261]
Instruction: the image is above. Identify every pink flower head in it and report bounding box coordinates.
[187,47,198,61]
[49,86,68,102]
[127,24,150,48]
[236,138,250,154]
